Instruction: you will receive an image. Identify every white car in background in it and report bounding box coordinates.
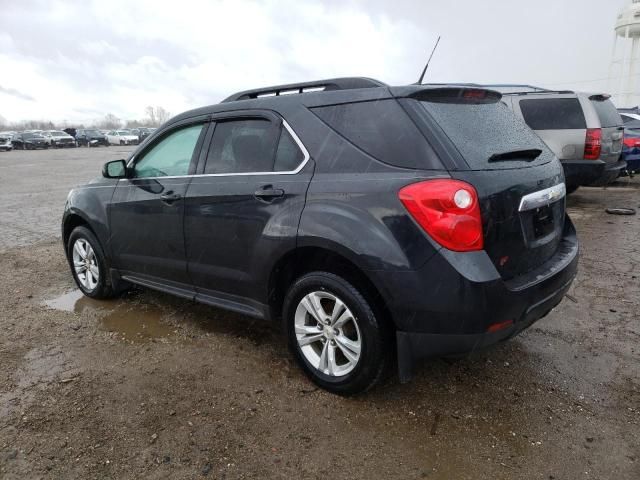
[106,130,139,145]
[0,135,12,151]
[41,130,77,148]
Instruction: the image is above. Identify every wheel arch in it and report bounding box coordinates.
[62,212,99,253]
[268,245,395,331]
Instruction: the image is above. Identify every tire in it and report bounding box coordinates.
[283,271,391,395]
[67,226,116,299]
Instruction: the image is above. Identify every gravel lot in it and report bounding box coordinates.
[0,147,638,479]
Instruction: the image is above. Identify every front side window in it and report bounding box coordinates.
[133,124,203,178]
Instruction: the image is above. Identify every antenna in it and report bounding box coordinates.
[416,36,441,85]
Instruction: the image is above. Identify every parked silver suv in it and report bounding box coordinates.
[499,87,625,193]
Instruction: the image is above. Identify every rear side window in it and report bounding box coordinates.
[274,129,305,171]
[205,119,279,174]
[519,98,586,130]
[591,100,622,128]
[204,119,305,174]
[422,101,550,169]
[312,99,440,169]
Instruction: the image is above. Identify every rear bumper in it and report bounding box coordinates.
[370,217,579,382]
[561,159,605,187]
[588,159,627,186]
[622,153,640,172]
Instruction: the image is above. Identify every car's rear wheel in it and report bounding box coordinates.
[283,272,390,395]
[67,226,115,299]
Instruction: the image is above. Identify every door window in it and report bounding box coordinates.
[204,119,279,174]
[274,128,305,171]
[133,124,204,178]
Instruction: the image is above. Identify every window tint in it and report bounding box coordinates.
[422,100,550,169]
[274,129,305,171]
[312,99,439,169]
[591,99,622,128]
[204,119,279,174]
[133,124,203,178]
[519,98,586,130]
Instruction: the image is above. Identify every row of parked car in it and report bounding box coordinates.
[0,127,157,151]
[449,84,637,191]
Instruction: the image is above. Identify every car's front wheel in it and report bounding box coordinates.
[67,226,115,299]
[284,272,390,395]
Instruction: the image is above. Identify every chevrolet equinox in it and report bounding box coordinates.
[62,78,579,394]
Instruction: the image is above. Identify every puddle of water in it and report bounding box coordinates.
[44,290,176,343]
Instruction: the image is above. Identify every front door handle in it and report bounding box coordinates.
[160,192,182,204]
[254,187,285,201]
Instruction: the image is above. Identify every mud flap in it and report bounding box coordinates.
[396,331,414,384]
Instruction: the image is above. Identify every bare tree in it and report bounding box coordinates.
[144,106,171,127]
[98,113,121,130]
[125,119,144,128]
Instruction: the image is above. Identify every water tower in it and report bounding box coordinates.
[610,0,640,107]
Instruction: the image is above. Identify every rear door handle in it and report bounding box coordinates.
[160,192,182,204]
[254,187,285,201]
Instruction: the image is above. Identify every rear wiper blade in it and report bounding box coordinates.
[488,149,542,163]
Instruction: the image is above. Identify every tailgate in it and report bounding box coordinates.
[415,90,567,280]
[590,96,623,164]
[452,164,566,280]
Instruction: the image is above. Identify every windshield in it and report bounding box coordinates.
[85,130,100,136]
[23,133,43,139]
[50,131,67,136]
[117,130,129,135]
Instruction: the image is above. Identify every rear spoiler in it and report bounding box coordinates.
[407,87,502,105]
[589,94,612,102]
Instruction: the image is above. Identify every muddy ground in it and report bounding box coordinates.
[0,147,638,479]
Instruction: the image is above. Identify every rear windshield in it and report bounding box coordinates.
[591,99,622,128]
[519,98,586,130]
[421,100,551,169]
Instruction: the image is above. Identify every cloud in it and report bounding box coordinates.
[0,85,35,101]
[0,0,631,123]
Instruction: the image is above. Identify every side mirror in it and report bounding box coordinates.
[102,159,128,179]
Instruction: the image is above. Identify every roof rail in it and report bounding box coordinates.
[222,77,387,103]
[484,85,575,95]
[483,84,550,92]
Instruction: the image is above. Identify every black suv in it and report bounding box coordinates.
[75,129,109,147]
[62,78,579,394]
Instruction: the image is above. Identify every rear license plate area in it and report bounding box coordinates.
[532,205,554,238]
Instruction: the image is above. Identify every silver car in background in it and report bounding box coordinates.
[500,88,625,193]
[0,135,12,152]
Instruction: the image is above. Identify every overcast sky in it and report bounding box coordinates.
[0,0,631,124]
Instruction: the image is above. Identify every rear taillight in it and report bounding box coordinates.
[623,137,640,148]
[584,128,602,160]
[399,179,483,252]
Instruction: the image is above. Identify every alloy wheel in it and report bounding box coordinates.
[72,238,99,291]
[294,291,362,377]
